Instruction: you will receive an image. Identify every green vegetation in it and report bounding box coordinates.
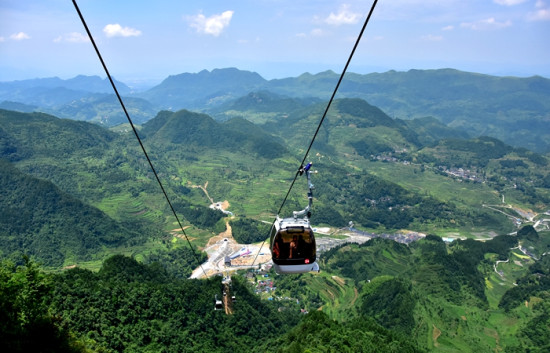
[1,77,549,352]
[268,227,549,352]
[143,244,207,279]
[0,159,144,267]
[230,217,271,244]
[260,310,423,353]
[0,254,435,352]
[0,258,85,352]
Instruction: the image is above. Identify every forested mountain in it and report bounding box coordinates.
[264,69,550,151]
[404,116,470,145]
[142,68,550,152]
[0,109,126,203]
[141,109,287,159]
[48,93,157,126]
[208,90,322,124]
[0,75,131,100]
[270,231,550,352]
[2,68,548,151]
[0,109,115,162]
[137,68,267,110]
[2,254,426,352]
[1,103,548,266]
[0,101,37,113]
[0,76,155,126]
[0,108,291,267]
[2,231,548,352]
[0,159,143,267]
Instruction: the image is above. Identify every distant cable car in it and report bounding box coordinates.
[270,162,320,274]
[214,294,223,311]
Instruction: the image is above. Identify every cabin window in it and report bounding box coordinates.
[272,227,315,263]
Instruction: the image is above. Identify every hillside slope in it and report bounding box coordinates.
[0,159,142,267]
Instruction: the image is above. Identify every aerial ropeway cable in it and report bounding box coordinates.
[255,0,380,273]
[73,0,379,278]
[72,0,208,278]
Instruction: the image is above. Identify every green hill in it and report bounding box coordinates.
[0,109,114,161]
[0,108,295,261]
[1,254,429,352]
[404,116,470,145]
[3,105,546,245]
[270,229,549,352]
[49,93,157,126]
[0,75,131,98]
[0,159,142,267]
[208,90,320,124]
[0,77,152,127]
[217,69,550,153]
[138,68,267,110]
[142,109,287,159]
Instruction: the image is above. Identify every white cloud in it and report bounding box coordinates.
[528,1,550,20]
[189,11,234,37]
[0,37,4,42]
[528,7,550,20]
[493,0,528,5]
[296,28,327,38]
[325,4,360,26]
[421,34,443,41]
[103,24,142,38]
[10,32,30,40]
[460,17,512,30]
[54,32,89,43]
[311,28,324,36]
[442,25,454,31]
[237,37,260,44]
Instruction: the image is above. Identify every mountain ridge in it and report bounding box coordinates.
[2,67,548,152]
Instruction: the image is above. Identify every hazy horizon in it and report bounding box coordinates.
[2,1,549,83]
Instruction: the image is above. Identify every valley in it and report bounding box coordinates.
[1,68,549,352]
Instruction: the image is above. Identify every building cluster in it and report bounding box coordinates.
[254,278,275,295]
[376,231,425,244]
[315,229,426,255]
[372,153,411,165]
[437,166,484,182]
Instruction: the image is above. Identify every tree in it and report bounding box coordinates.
[0,257,84,353]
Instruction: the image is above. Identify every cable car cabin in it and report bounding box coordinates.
[214,295,223,311]
[270,216,319,274]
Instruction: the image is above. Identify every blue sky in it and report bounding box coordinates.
[1,0,549,86]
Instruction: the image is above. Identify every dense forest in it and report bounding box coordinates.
[2,228,549,352]
[0,159,144,267]
[272,230,550,352]
[1,254,425,353]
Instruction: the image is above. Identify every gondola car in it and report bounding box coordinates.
[270,163,320,274]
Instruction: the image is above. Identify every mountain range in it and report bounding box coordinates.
[1,68,549,153]
[1,95,548,267]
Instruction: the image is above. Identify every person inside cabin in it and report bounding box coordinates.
[273,239,280,259]
[289,235,298,258]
